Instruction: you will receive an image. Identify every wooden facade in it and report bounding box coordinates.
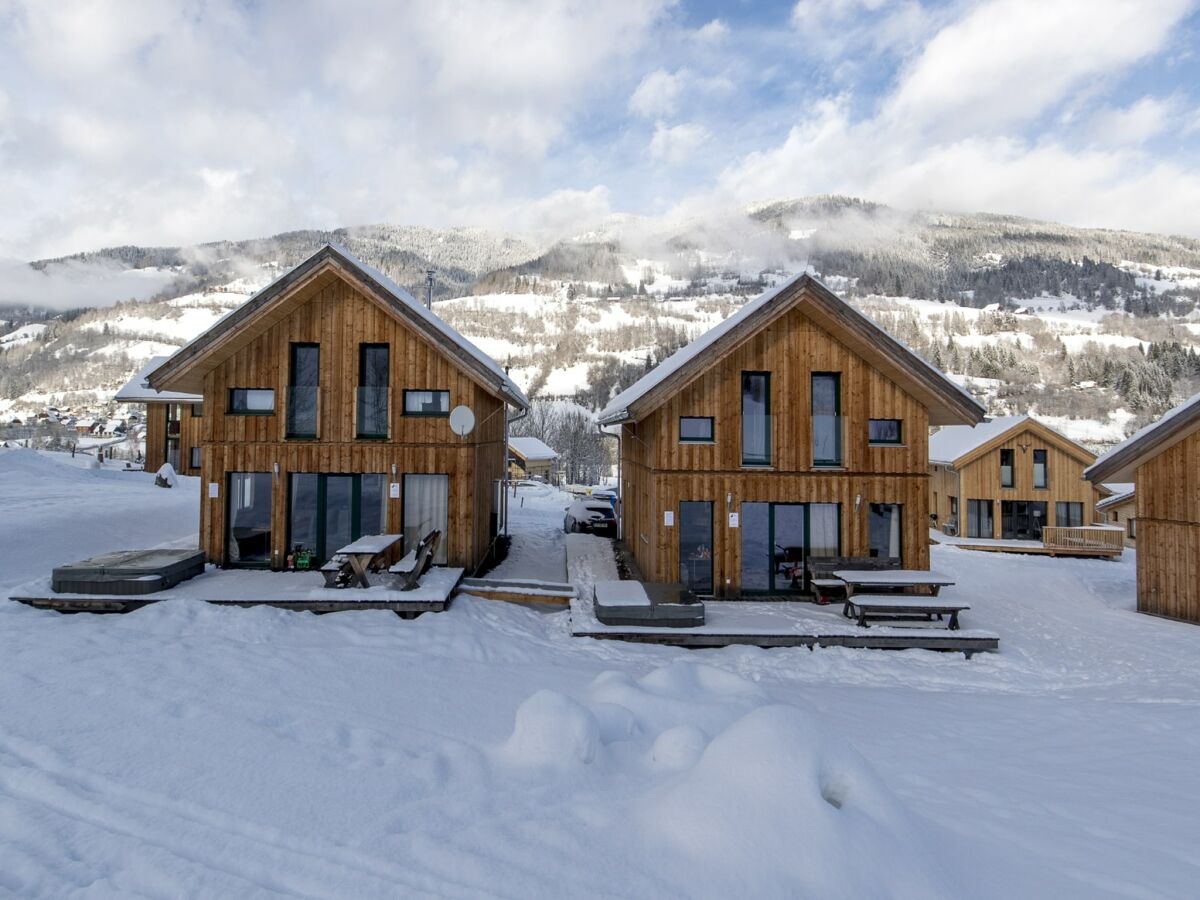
[602,275,983,597]
[930,418,1098,540]
[1095,490,1137,546]
[143,401,204,477]
[149,246,525,572]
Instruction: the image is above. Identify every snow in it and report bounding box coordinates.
[594,580,651,607]
[114,356,203,402]
[929,415,1027,463]
[3,449,1200,897]
[540,361,593,396]
[0,322,48,349]
[508,435,558,460]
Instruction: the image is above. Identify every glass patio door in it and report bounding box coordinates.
[403,474,449,564]
[679,501,714,594]
[772,504,806,593]
[288,473,388,565]
[739,503,841,595]
[227,472,273,566]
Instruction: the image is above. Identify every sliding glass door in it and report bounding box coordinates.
[227,472,273,566]
[403,474,449,564]
[739,502,840,594]
[679,501,714,594]
[288,473,388,565]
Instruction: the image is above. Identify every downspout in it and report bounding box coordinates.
[597,422,621,542]
[505,399,528,538]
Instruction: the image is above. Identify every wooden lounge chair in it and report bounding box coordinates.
[389,530,441,591]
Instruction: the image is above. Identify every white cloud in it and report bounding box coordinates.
[0,258,177,310]
[629,69,689,119]
[1086,97,1174,145]
[693,19,729,44]
[649,122,710,165]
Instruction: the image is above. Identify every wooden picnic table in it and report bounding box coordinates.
[832,569,956,596]
[321,534,403,588]
[842,594,971,630]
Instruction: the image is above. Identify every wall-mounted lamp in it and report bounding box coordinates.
[391,463,398,476]
[854,494,862,513]
[273,462,280,478]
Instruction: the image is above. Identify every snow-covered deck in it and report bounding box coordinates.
[10,565,464,614]
[936,529,1123,558]
[570,594,999,655]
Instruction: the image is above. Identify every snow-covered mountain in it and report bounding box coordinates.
[3,197,1199,450]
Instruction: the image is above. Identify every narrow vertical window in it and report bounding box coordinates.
[1033,449,1048,488]
[869,504,902,559]
[287,343,319,438]
[1000,448,1014,487]
[812,373,842,466]
[741,373,770,466]
[357,344,389,438]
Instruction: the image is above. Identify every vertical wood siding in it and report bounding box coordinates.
[1136,429,1200,623]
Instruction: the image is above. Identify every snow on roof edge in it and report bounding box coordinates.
[114,356,203,402]
[1085,390,1200,480]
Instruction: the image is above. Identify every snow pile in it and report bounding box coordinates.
[156,462,178,487]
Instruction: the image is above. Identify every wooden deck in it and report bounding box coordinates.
[570,596,998,656]
[457,577,577,606]
[952,543,1122,558]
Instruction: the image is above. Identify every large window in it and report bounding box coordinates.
[966,499,993,539]
[357,344,390,438]
[1000,448,1014,488]
[869,504,902,559]
[1056,501,1084,528]
[741,373,770,466]
[229,389,275,415]
[189,446,201,469]
[679,501,714,594]
[1001,500,1047,540]
[288,473,387,566]
[680,416,714,443]
[812,373,842,466]
[287,343,319,438]
[868,419,902,445]
[404,474,449,564]
[227,472,272,566]
[403,390,450,417]
[739,502,839,594]
[1033,449,1048,488]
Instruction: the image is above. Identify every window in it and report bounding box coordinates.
[1033,449,1048,488]
[1056,501,1083,528]
[869,504,902,559]
[357,344,390,437]
[227,472,272,566]
[288,473,388,566]
[950,496,959,517]
[868,419,902,445]
[741,373,770,466]
[190,403,203,418]
[679,501,714,594]
[1128,518,1136,540]
[680,416,714,443]
[287,343,319,438]
[228,389,275,415]
[812,373,842,466]
[1000,448,1014,488]
[403,390,450,417]
[189,447,201,469]
[966,499,993,539]
[404,474,449,565]
[1110,511,1118,523]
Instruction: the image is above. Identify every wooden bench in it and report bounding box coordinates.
[388,530,441,591]
[805,556,899,603]
[844,594,971,630]
[809,578,847,605]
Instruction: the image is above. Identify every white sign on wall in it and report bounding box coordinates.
[663,510,674,527]
[389,482,401,499]
[728,512,739,528]
[207,482,219,499]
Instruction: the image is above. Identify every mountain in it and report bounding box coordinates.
[2,197,1199,450]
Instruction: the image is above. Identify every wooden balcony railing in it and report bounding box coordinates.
[1041,526,1124,554]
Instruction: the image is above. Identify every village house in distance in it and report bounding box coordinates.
[1086,392,1200,624]
[145,244,528,572]
[928,415,1102,540]
[508,436,559,482]
[115,357,204,476]
[597,272,985,597]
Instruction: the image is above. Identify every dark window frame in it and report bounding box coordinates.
[189,446,201,469]
[357,344,391,438]
[190,403,203,418]
[402,389,451,418]
[741,371,772,467]
[1000,448,1015,488]
[868,502,903,560]
[286,342,320,439]
[811,372,843,467]
[868,418,902,445]
[1033,448,1048,489]
[227,388,276,416]
[679,416,715,443]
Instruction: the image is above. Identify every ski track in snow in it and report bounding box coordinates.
[2,448,1200,898]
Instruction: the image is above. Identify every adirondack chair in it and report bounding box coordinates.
[389,529,442,591]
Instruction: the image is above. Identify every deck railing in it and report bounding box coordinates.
[1041,526,1124,553]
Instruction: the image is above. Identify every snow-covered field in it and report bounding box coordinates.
[2,449,1199,897]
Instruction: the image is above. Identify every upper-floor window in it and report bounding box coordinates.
[1033,448,1048,488]
[680,416,714,443]
[287,343,319,438]
[190,403,203,418]
[404,390,450,417]
[812,373,842,467]
[741,372,770,466]
[869,503,902,559]
[357,344,389,438]
[1000,448,1014,487]
[228,388,275,415]
[868,419,902,445]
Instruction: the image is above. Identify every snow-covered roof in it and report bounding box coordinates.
[114,356,203,403]
[1085,390,1200,483]
[509,436,558,461]
[1095,486,1135,511]
[596,272,983,427]
[149,244,528,409]
[929,416,1029,464]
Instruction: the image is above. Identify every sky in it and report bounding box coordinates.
[0,0,1198,262]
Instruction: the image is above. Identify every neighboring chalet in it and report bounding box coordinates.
[115,356,204,475]
[1095,484,1136,546]
[596,273,985,597]
[147,244,529,571]
[508,436,558,482]
[1085,393,1200,624]
[929,416,1101,540]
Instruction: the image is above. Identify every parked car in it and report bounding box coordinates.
[590,487,619,505]
[564,498,617,534]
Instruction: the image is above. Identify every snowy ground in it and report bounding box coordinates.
[2,449,1200,897]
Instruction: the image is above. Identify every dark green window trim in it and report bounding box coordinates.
[227,388,275,415]
[679,416,714,443]
[403,389,451,418]
[812,372,842,467]
[868,418,902,445]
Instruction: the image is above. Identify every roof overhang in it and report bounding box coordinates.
[952,418,1096,470]
[1085,392,1200,483]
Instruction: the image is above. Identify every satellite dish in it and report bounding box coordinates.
[449,405,476,437]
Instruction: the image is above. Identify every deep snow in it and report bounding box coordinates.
[2,449,1199,898]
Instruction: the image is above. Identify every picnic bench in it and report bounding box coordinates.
[843,594,971,630]
[321,533,403,588]
[388,530,441,591]
[805,556,900,604]
[832,569,956,598]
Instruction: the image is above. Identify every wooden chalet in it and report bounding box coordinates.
[596,273,985,597]
[147,244,529,571]
[1095,485,1136,547]
[929,415,1102,540]
[508,436,559,482]
[1085,393,1200,624]
[115,356,204,476]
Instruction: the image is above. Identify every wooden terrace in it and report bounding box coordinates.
[946,525,1125,559]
